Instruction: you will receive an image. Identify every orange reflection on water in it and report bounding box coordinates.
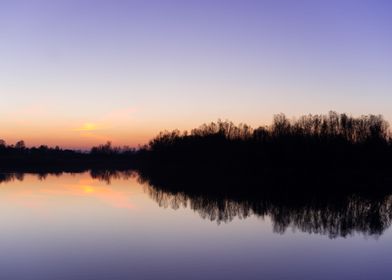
[1,174,137,212]
[62,178,134,209]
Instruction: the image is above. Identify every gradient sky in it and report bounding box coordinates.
[1,0,391,148]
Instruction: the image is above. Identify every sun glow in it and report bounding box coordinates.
[76,123,100,131]
[83,186,95,193]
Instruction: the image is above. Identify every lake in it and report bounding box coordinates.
[0,171,391,280]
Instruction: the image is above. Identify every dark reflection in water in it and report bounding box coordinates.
[0,172,25,183]
[1,169,392,239]
[135,168,392,239]
[144,187,392,238]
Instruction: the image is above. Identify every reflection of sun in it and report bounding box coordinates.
[82,186,95,193]
[6,175,135,211]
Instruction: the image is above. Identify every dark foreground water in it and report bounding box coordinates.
[0,172,391,280]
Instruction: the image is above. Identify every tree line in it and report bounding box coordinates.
[138,111,392,171]
[1,112,391,171]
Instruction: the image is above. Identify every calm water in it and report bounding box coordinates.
[0,172,391,280]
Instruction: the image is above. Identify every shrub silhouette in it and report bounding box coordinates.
[0,140,135,171]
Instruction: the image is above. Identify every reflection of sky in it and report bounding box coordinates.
[0,0,391,148]
[4,180,129,210]
[0,173,390,279]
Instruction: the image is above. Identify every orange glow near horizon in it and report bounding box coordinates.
[0,108,273,149]
[75,123,100,132]
[3,102,390,150]
[1,0,392,151]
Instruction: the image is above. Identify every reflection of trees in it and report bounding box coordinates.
[0,171,67,184]
[0,172,24,184]
[0,169,136,185]
[89,169,136,184]
[266,195,392,238]
[138,171,392,239]
[2,169,392,239]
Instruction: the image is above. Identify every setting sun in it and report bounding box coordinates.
[76,123,100,132]
[1,1,391,279]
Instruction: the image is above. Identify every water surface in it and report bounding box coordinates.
[0,172,391,280]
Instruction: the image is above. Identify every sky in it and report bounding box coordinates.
[0,0,391,148]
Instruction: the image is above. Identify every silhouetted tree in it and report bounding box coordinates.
[15,140,26,150]
[137,112,392,174]
[0,112,391,179]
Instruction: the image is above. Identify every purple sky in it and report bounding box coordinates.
[0,0,391,147]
